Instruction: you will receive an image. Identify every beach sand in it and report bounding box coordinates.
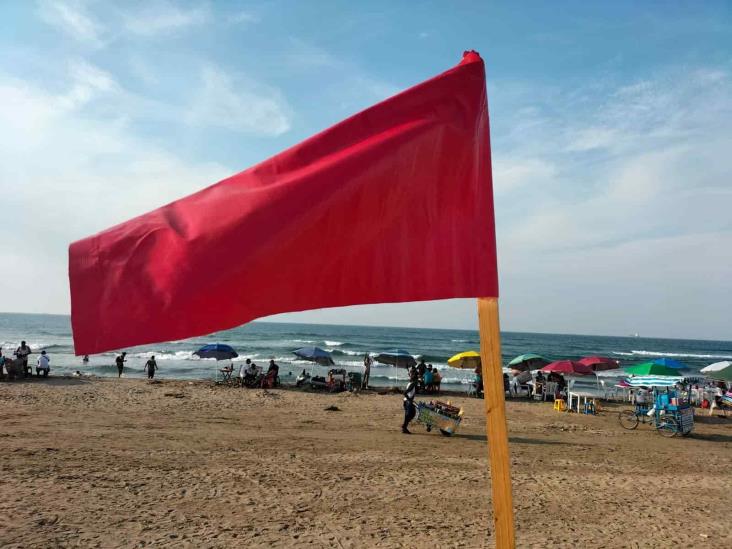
[0,378,730,548]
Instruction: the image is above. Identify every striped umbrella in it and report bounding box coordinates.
[625,375,684,387]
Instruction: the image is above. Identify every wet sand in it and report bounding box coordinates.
[0,377,730,548]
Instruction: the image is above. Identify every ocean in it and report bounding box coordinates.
[1,313,730,387]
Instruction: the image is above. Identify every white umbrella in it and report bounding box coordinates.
[700,360,732,373]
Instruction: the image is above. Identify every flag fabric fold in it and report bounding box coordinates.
[69,51,497,355]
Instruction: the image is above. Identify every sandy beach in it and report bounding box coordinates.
[0,377,730,548]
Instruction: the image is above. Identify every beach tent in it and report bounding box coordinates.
[700,361,732,381]
[292,346,334,366]
[507,353,549,371]
[193,343,238,361]
[539,360,593,376]
[625,362,679,377]
[578,356,619,371]
[448,350,481,369]
[69,52,515,547]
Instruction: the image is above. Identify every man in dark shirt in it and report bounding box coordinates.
[145,356,157,379]
[402,367,419,434]
[115,352,127,378]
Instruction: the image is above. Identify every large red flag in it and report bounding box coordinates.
[69,51,497,355]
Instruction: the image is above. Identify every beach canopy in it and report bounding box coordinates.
[68,51,497,355]
[448,351,481,369]
[374,350,416,368]
[507,353,549,371]
[539,360,593,376]
[193,343,238,361]
[578,356,619,371]
[624,362,680,377]
[701,361,732,381]
[292,346,334,366]
[651,358,686,369]
[625,375,684,387]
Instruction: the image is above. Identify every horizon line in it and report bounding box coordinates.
[0,310,729,344]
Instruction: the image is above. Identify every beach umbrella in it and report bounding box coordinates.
[292,346,334,366]
[193,343,238,361]
[652,358,686,369]
[578,356,620,371]
[507,353,549,371]
[624,362,679,377]
[701,361,732,381]
[625,375,684,387]
[539,360,593,376]
[374,350,416,368]
[448,351,481,369]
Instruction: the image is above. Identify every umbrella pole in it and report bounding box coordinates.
[477,297,515,549]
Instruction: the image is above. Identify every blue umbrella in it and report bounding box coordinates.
[652,358,686,369]
[292,346,334,366]
[374,349,416,368]
[194,343,238,361]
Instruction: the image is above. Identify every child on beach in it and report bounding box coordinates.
[145,356,157,379]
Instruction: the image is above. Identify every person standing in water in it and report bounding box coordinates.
[145,355,158,380]
[362,353,372,389]
[115,352,127,378]
[401,367,419,434]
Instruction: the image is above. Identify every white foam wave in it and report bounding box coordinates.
[613,350,732,360]
[293,339,315,344]
[324,340,343,346]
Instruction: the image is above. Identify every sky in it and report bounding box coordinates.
[0,1,730,340]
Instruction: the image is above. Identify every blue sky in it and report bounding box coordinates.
[1,1,730,339]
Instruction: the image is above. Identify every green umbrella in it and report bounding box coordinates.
[624,362,679,376]
[508,353,548,367]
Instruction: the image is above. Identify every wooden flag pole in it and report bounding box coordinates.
[477,297,515,548]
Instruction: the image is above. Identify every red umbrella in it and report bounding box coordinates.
[577,356,620,371]
[540,360,593,375]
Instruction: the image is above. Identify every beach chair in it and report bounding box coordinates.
[543,382,558,402]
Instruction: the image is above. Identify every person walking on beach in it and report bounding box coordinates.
[36,350,50,378]
[15,341,32,378]
[115,352,127,377]
[401,367,419,434]
[145,355,157,380]
[362,353,372,389]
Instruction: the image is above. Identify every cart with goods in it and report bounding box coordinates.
[618,388,694,437]
[415,400,464,436]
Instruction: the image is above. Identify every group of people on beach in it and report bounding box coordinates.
[114,352,158,379]
[0,341,51,380]
[400,360,443,434]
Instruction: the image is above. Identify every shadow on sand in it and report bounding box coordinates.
[452,433,574,446]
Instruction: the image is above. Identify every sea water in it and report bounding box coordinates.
[0,313,730,388]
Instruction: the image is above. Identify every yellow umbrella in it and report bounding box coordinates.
[447,351,481,369]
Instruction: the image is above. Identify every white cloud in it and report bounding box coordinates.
[186,66,291,136]
[37,0,105,46]
[229,10,260,25]
[0,67,231,314]
[123,1,210,36]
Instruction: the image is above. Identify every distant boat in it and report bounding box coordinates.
[633,333,639,338]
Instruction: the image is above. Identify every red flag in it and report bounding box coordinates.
[69,51,497,355]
